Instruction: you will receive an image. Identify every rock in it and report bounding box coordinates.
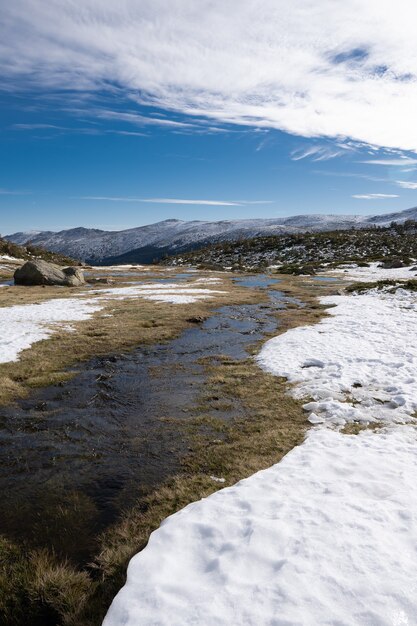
[14,259,85,286]
[87,277,110,284]
[187,315,207,324]
[378,259,405,269]
[62,266,85,286]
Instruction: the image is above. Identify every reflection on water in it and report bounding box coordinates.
[233,275,280,289]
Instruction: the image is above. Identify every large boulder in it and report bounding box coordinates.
[14,260,85,286]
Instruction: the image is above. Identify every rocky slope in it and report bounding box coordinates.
[163,220,417,271]
[0,237,79,266]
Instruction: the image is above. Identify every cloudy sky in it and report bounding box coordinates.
[1,0,417,232]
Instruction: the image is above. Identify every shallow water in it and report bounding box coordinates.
[0,288,284,563]
[313,276,340,282]
[232,275,280,288]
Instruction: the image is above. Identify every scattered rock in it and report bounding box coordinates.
[14,259,85,286]
[378,259,405,269]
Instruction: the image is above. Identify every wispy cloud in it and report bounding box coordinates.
[0,188,31,195]
[395,180,417,189]
[360,158,417,167]
[291,145,347,162]
[2,1,417,150]
[11,123,148,137]
[314,170,387,183]
[12,123,64,130]
[352,193,399,200]
[80,196,272,206]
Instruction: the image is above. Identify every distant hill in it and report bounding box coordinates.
[6,207,417,264]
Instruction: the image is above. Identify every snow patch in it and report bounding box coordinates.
[257,289,417,425]
[332,261,417,282]
[104,426,417,626]
[0,298,103,363]
[83,282,224,304]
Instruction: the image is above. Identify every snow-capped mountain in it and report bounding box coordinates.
[7,207,417,264]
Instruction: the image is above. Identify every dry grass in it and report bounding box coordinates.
[0,537,92,626]
[340,421,385,435]
[0,273,264,406]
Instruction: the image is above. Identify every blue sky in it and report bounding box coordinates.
[1,1,417,234]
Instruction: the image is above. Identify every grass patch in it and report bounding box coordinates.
[340,422,385,435]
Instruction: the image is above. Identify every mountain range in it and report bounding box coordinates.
[6,206,417,264]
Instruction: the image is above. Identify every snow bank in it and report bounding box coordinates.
[0,298,103,363]
[332,261,417,282]
[257,289,417,425]
[104,426,417,626]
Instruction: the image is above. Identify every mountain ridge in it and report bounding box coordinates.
[6,207,417,264]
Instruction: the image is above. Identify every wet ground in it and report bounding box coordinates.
[0,285,285,563]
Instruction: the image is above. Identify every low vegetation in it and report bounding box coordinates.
[162,220,417,270]
[0,236,79,268]
[346,278,417,294]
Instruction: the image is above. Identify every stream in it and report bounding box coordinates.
[0,281,285,563]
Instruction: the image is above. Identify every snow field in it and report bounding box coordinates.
[104,426,417,626]
[257,289,417,425]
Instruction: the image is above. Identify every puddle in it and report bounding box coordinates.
[0,289,285,563]
[232,275,280,288]
[313,276,340,282]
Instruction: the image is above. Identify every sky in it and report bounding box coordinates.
[1,0,417,234]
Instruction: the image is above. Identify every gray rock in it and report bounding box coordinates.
[14,259,85,286]
[378,259,405,269]
[87,277,110,284]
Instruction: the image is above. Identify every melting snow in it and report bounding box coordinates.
[0,298,103,363]
[257,289,417,425]
[83,283,223,304]
[104,271,417,626]
[332,261,417,282]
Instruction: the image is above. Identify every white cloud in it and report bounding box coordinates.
[352,193,399,200]
[396,181,417,189]
[1,1,417,150]
[291,145,347,161]
[80,196,272,206]
[360,158,417,166]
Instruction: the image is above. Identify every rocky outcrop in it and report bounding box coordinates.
[14,260,85,286]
